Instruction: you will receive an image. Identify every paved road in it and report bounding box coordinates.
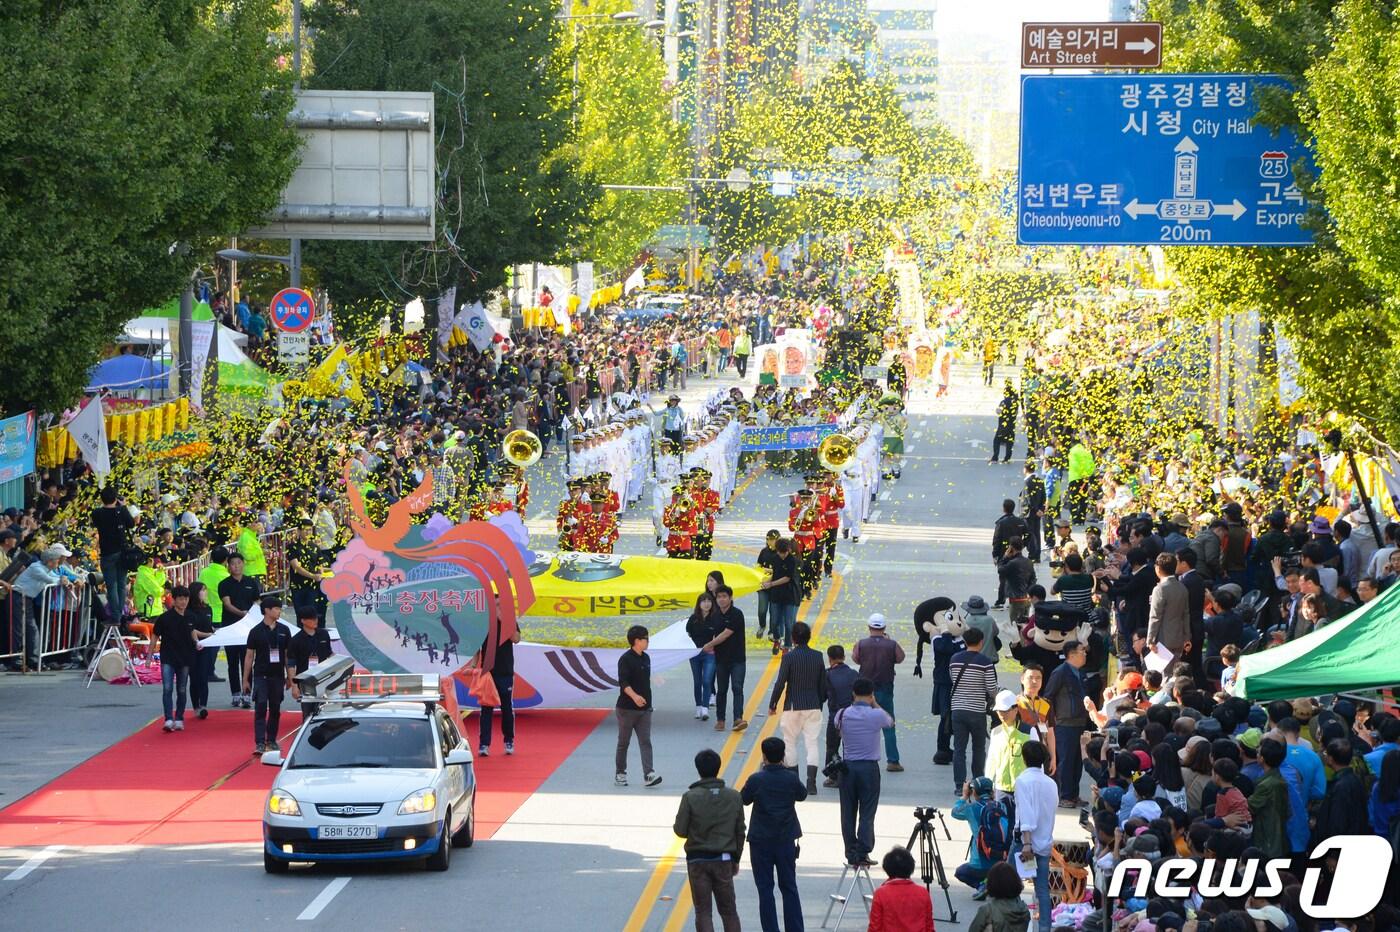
[0,364,1086,931]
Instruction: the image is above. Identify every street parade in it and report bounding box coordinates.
[3,2,1400,931]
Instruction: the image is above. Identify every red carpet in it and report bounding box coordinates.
[0,708,606,847]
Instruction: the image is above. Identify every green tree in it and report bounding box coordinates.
[304,0,592,332]
[557,0,689,271]
[706,61,973,257]
[0,0,299,414]
[1148,0,1400,441]
[1305,0,1400,303]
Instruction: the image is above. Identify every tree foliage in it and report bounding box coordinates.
[303,0,592,322]
[1147,0,1400,441]
[0,0,299,415]
[704,61,974,256]
[555,0,689,271]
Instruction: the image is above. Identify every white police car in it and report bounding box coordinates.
[261,669,476,873]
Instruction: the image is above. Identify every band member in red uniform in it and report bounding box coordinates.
[556,479,591,551]
[805,473,832,578]
[507,465,530,514]
[664,490,698,558]
[789,488,821,598]
[588,474,619,554]
[820,473,843,578]
[691,468,720,562]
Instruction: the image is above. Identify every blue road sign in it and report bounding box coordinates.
[269,287,315,333]
[1017,74,1314,246]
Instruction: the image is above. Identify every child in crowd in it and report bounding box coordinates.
[1212,758,1251,830]
[1219,643,1240,692]
[868,846,934,932]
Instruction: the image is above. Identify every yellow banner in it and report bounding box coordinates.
[524,553,763,618]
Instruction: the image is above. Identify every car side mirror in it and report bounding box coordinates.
[261,750,284,767]
[445,748,473,767]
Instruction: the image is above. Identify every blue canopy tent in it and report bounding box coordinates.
[87,355,170,392]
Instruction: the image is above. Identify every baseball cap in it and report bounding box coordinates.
[993,690,1018,712]
[867,613,886,629]
[46,544,73,559]
[1246,907,1290,931]
[1238,728,1263,751]
[1178,734,1208,763]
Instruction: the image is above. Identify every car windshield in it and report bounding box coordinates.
[287,717,437,770]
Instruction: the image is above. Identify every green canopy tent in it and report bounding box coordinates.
[1233,580,1400,700]
[144,297,215,321]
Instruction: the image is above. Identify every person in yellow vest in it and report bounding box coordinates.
[235,523,267,580]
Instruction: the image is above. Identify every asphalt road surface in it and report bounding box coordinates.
[0,364,1086,931]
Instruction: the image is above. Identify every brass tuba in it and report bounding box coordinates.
[818,432,857,472]
[501,429,542,468]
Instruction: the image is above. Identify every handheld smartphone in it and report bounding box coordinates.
[1106,726,1120,748]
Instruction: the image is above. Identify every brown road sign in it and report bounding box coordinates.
[1022,22,1162,69]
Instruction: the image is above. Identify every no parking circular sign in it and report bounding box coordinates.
[269,287,315,333]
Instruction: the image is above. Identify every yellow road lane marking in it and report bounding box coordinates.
[657,574,845,932]
[622,572,841,932]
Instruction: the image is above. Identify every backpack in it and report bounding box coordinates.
[977,798,1011,863]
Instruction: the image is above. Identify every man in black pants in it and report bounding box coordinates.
[992,499,1029,609]
[289,603,332,719]
[218,553,260,708]
[478,621,522,757]
[823,645,857,787]
[947,628,999,794]
[1021,463,1046,563]
[243,596,293,755]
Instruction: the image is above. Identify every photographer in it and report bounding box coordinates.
[835,677,893,867]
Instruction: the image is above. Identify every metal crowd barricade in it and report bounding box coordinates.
[0,589,21,667]
[259,530,290,596]
[35,582,94,672]
[163,554,211,592]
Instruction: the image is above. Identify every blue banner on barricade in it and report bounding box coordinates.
[739,424,839,452]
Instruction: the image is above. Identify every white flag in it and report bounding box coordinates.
[455,301,494,352]
[64,397,110,476]
[624,265,645,294]
[436,286,457,348]
[575,262,594,311]
[189,320,215,411]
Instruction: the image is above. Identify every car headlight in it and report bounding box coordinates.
[397,788,438,815]
[268,790,301,817]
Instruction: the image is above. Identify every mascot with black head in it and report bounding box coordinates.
[913,596,965,765]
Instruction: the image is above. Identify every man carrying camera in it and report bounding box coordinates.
[835,677,893,867]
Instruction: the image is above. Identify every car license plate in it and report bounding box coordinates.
[317,824,379,840]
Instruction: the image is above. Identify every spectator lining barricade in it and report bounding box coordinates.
[1,590,21,665]
[258,530,290,595]
[163,554,210,592]
[34,583,94,672]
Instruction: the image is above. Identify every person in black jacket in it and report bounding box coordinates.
[990,381,1017,463]
[1021,464,1047,563]
[1312,738,1371,846]
[769,621,828,794]
[741,737,807,932]
[1098,547,1153,660]
[153,586,197,732]
[823,645,858,787]
[992,500,1029,609]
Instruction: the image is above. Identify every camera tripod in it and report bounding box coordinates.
[907,806,957,922]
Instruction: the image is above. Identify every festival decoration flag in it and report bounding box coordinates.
[63,397,110,476]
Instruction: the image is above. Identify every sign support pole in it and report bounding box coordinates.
[290,0,303,290]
